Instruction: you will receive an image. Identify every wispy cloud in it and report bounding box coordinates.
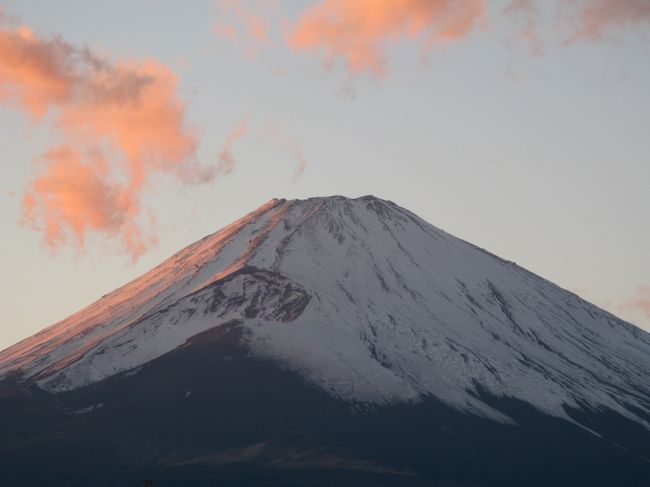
[567,0,650,41]
[217,117,248,175]
[213,0,277,56]
[265,122,308,179]
[620,286,650,320]
[289,141,308,179]
[504,0,543,56]
[505,0,650,50]
[0,15,213,260]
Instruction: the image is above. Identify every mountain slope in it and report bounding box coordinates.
[2,195,648,423]
[1,195,649,485]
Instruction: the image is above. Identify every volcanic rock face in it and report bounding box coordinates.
[1,195,649,486]
[2,195,650,422]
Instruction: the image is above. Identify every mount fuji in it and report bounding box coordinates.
[1,195,649,486]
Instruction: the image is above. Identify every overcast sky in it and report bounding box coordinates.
[1,0,649,349]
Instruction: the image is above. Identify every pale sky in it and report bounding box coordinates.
[1,0,649,350]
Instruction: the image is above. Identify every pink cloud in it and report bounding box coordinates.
[239,0,649,76]
[21,146,154,257]
[286,0,485,76]
[0,15,214,260]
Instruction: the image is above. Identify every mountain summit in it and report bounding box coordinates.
[2,195,649,486]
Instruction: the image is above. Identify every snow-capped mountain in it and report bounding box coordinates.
[2,195,649,486]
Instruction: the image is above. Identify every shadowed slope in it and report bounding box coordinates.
[1,322,648,486]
